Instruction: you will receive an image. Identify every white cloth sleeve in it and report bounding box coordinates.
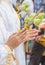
[0,2,26,65]
[0,45,8,65]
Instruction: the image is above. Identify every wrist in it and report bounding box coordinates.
[6,42,14,50]
[4,44,12,51]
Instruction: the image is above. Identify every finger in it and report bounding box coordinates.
[26,32,38,37]
[10,28,26,37]
[13,32,26,44]
[11,32,18,36]
[20,35,36,42]
[25,33,38,40]
[17,28,26,36]
[27,37,36,40]
[23,36,36,42]
[18,30,26,38]
[17,33,26,42]
[16,36,25,44]
[26,30,38,34]
[29,28,38,31]
[19,37,27,43]
[17,30,38,43]
[9,32,18,38]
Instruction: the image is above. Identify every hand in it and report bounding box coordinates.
[24,29,38,41]
[35,35,45,46]
[6,28,38,49]
[6,28,26,49]
[35,35,43,42]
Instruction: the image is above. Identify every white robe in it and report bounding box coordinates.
[0,1,26,65]
[9,0,17,5]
